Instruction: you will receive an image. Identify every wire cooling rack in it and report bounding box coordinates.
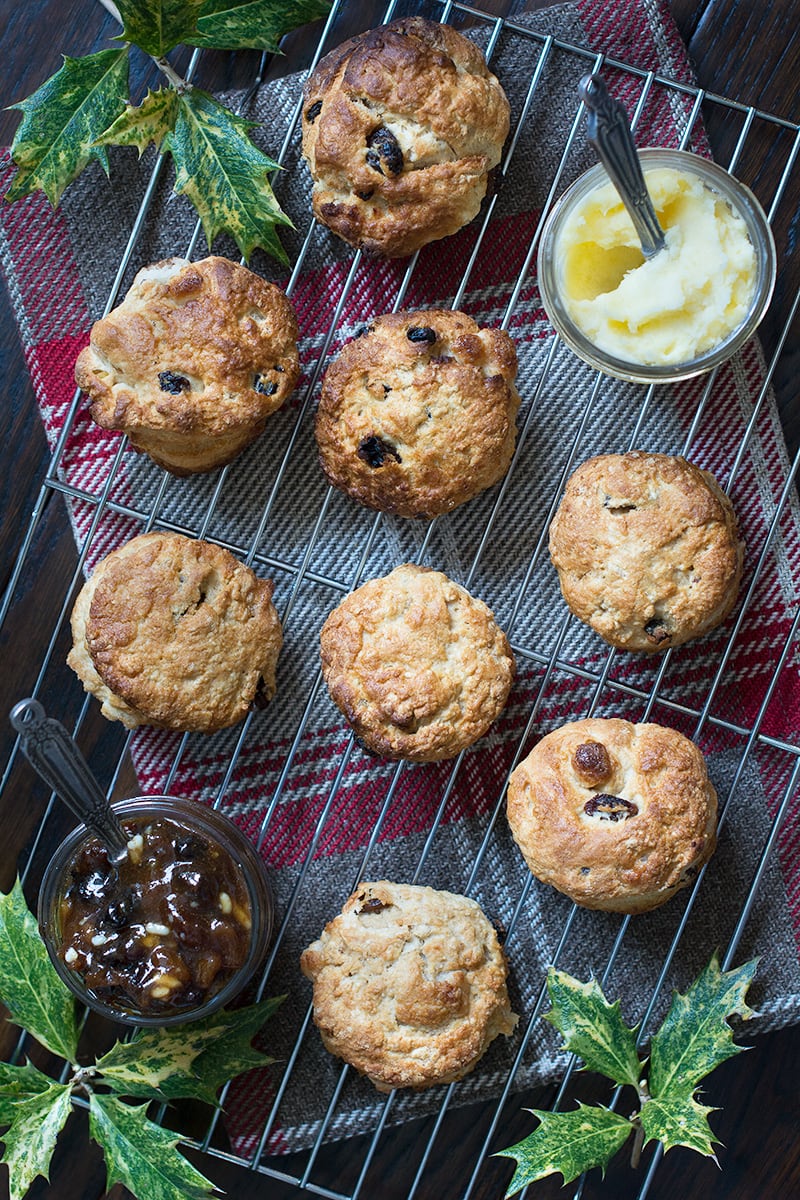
[2,1,800,1198]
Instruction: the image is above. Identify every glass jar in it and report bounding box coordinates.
[38,795,274,1027]
[537,148,777,384]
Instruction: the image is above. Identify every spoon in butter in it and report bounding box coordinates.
[578,73,667,259]
[10,698,129,865]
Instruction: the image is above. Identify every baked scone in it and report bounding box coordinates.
[315,310,520,518]
[506,717,718,913]
[300,881,517,1091]
[549,452,744,653]
[75,256,300,475]
[320,563,515,761]
[301,16,510,258]
[68,532,283,732]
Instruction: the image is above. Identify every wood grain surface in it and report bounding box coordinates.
[1,3,798,1199]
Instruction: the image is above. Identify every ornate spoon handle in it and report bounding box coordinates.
[10,698,129,863]
[578,73,667,259]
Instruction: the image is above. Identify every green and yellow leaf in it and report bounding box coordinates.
[6,49,129,207]
[96,87,179,155]
[89,1093,217,1200]
[0,1081,72,1200]
[544,968,642,1089]
[649,954,757,1101]
[163,88,292,263]
[639,1093,720,1158]
[0,1061,55,1124]
[495,1104,633,1196]
[113,0,203,56]
[190,0,331,52]
[0,879,78,1063]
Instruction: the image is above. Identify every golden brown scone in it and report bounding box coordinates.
[68,532,282,732]
[301,17,510,258]
[548,452,744,653]
[320,563,514,761]
[315,310,519,518]
[75,256,300,475]
[300,881,517,1091]
[506,717,718,913]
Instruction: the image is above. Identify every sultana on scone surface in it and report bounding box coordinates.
[548,452,744,653]
[75,255,300,475]
[319,563,515,761]
[315,309,520,518]
[506,717,718,913]
[68,531,283,733]
[300,880,517,1091]
[301,16,510,258]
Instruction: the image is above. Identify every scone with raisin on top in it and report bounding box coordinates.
[316,309,520,518]
[301,16,510,258]
[75,256,300,475]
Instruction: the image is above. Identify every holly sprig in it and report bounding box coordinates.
[496,954,758,1195]
[5,0,331,264]
[0,879,282,1200]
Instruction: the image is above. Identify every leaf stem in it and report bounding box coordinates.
[153,56,191,94]
[629,1077,651,1169]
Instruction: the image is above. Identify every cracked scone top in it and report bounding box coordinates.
[506,717,718,913]
[301,16,510,258]
[74,256,300,475]
[68,532,283,733]
[319,563,515,761]
[300,881,517,1091]
[315,309,520,518]
[548,452,744,653]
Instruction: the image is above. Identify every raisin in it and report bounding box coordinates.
[644,617,671,644]
[254,374,278,396]
[353,323,374,339]
[382,384,392,395]
[355,188,374,201]
[365,126,404,176]
[305,99,322,123]
[358,895,388,914]
[357,435,402,468]
[103,888,140,929]
[583,794,639,821]
[573,741,612,784]
[174,835,208,860]
[252,676,271,710]
[430,354,454,365]
[159,371,190,394]
[70,870,114,903]
[406,326,437,345]
[602,494,636,512]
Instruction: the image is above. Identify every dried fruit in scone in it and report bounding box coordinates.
[68,531,283,733]
[300,881,518,1091]
[315,309,520,518]
[506,717,718,913]
[548,452,744,653]
[74,256,300,475]
[301,16,510,258]
[320,563,515,761]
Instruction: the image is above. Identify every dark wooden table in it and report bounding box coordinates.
[1,2,799,1198]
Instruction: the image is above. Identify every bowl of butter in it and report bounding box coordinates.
[537,148,776,383]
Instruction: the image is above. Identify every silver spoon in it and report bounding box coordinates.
[10,698,129,865]
[578,73,667,259]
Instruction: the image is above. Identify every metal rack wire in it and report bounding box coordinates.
[3,1,800,1198]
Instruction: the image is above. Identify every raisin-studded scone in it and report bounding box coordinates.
[301,16,510,258]
[506,717,718,913]
[320,563,514,761]
[75,256,300,475]
[300,881,517,1091]
[316,310,520,518]
[549,452,744,653]
[68,532,282,732]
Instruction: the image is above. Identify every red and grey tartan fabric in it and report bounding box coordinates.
[2,0,800,1156]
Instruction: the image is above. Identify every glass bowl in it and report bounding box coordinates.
[537,148,777,383]
[38,795,274,1027]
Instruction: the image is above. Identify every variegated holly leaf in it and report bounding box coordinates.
[0,1061,55,1124]
[639,1093,720,1158]
[649,955,757,1100]
[496,1104,633,1196]
[96,87,179,155]
[89,1094,217,1200]
[0,1081,73,1200]
[189,0,331,52]
[0,879,78,1063]
[544,967,642,1089]
[6,49,130,207]
[113,0,203,56]
[164,87,292,262]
